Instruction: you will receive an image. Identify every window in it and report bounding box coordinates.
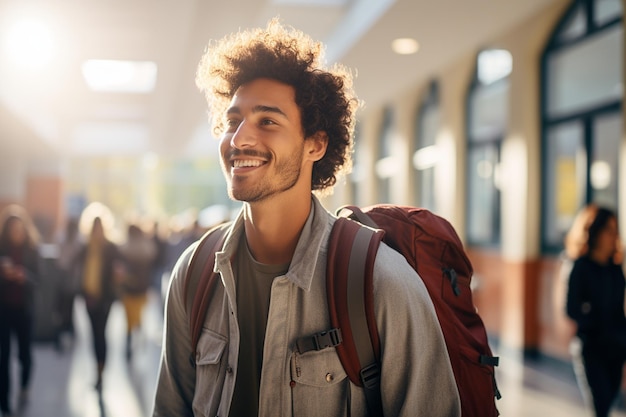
[375,107,394,203]
[541,0,623,253]
[413,81,439,211]
[349,122,363,205]
[465,49,511,246]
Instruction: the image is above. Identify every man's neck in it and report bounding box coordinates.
[242,193,313,265]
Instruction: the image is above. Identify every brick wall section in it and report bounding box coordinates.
[468,249,543,355]
[469,248,587,361]
[25,175,64,242]
[466,249,505,337]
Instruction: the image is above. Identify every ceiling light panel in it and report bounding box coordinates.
[72,122,148,155]
[82,59,157,93]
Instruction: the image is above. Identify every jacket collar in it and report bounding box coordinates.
[216,195,334,292]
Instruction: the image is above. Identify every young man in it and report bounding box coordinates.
[153,20,460,417]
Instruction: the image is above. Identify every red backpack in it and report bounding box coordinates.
[184,205,501,416]
[327,205,500,416]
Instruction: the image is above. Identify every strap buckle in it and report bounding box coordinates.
[296,328,343,353]
[313,328,343,350]
[359,362,381,389]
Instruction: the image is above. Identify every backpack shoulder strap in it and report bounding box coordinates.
[184,222,230,367]
[327,214,385,416]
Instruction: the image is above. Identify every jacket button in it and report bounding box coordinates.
[325,373,334,383]
[226,365,233,374]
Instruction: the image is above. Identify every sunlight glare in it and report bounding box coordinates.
[5,18,55,69]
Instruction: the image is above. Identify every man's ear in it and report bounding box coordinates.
[306,131,328,162]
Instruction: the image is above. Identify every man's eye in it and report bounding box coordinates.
[226,119,241,129]
[260,118,276,126]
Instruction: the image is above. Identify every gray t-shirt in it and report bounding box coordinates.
[229,237,289,417]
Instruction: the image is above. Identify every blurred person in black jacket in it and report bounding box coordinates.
[119,223,156,360]
[565,204,626,417]
[54,218,83,349]
[0,205,42,416]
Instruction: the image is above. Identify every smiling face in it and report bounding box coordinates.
[219,78,313,204]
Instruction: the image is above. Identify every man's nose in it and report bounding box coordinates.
[230,120,257,148]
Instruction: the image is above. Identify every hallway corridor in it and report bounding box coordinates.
[4,289,625,417]
[4,292,163,417]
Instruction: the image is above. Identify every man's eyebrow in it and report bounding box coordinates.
[225,105,287,118]
[225,106,241,116]
[252,105,287,117]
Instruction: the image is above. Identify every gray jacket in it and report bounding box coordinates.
[153,196,461,417]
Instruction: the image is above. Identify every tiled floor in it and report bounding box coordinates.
[4,292,163,417]
[496,353,626,417]
[3,289,626,417]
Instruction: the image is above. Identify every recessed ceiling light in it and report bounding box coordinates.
[81,59,157,93]
[391,38,419,55]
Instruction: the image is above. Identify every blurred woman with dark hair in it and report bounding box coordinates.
[0,205,41,416]
[565,204,626,417]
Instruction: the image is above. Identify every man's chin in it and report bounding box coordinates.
[229,189,264,203]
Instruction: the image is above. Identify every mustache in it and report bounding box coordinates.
[225,148,272,160]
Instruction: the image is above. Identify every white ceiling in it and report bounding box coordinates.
[0,0,560,163]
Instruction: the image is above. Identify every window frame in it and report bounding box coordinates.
[413,80,440,211]
[464,51,509,248]
[540,0,623,254]
[376,107,394,204]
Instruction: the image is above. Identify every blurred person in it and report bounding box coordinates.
[118,223,157,360]
[0,205,42,416]
[160,217,202,303]
[54,218,83,348]
[153,19,460,417]
[150,220,168,293]
[76,204,124,392]
[565,204,626,417]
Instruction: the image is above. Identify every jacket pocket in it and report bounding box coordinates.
[290,349,349,416]
[193,328,228,417]
[195,328,227,365]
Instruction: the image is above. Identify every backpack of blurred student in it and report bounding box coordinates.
[184,204,501,417]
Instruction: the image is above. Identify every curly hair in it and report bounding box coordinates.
[195,19,360,193]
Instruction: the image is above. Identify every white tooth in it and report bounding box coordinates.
[234,160,262,168]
